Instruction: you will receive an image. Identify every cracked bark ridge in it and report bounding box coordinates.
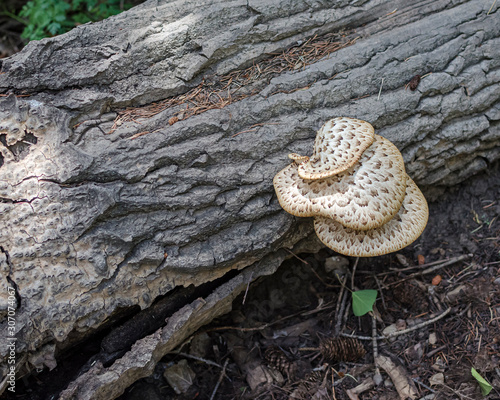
[0,0,499,398]
[0,0,422,110]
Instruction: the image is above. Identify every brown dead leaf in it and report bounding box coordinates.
[432,275,442,285]
[346,377,375,400]
[163,359,196,394]
[376,354,418,399]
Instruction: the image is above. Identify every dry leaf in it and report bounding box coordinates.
[164,359,196,394]
[429,372,444,386]
[432,275,442,285]
[376,354,418,399]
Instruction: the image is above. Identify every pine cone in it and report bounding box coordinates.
[264,346,297,378]
[293,370,326,398]
[319,337,366,362]
[304,370,324,387]
[392,283,428,311]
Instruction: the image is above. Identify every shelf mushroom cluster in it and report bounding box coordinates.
[273,117,429,257]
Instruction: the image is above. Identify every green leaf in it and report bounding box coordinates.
[471,367,492,396]
[352,289,377,316]
[17,0,133,42]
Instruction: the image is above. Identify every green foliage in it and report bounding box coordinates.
[471,367,492,396]
[351,289,377,317]
[18,0,133,41]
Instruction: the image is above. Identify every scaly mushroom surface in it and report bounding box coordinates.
[313,176,428,257]
[273,117,429,257]
[297,117,375,180]
[273,135,407,230]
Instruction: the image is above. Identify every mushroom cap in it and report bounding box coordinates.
[298,117,375,180]
[313,176,429,257]
[273,135,407,230]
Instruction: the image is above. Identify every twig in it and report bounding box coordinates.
[372,315,379,359]
[386,307,451,338]
[440,383,476,400]
[373,275,387,309]
[209,358,229,400]
[341,307,453,340]
[334,275,349,336]
[426,344,447,358]
[358,254,472,277]
[284,248,309,264]
[387,254,472,286]
[0,93,31,97]
[308,262,338,288]
[351,257,359,290]
[331,368,338,400]
[169,352,224,369]
[346,377,375,400]
[129,131,150,139]
[371,314,381,380]
[231,128,258,137]
[413,377,435,393]
[298,346,319,352]
[205,302,336,334]
[242,271,253,305]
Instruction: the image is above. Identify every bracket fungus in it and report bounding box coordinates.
[297,116,375,180]
[273,117,428,257]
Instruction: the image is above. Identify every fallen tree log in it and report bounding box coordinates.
[0,0,499,397]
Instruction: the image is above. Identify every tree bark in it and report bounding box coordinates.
[0,0,499,397]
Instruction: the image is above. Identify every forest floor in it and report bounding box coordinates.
[116,163,500,400]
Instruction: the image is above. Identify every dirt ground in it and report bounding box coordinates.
[116,162,500,400]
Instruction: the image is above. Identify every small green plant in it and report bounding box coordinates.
[352,289,377,317]
[18,0,133,41]
[471,367,492,396]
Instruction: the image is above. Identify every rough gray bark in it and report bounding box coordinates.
[0,0,499,397]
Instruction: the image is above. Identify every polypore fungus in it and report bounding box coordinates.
[273,117,429,257]
[314,176,428,257]
[296,117,375,180]
[273,135,407,230]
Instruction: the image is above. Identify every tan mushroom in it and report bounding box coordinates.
[273,135,407,230]
[273,116,429,257]
[296,117,375,180]
[313,176,428,257]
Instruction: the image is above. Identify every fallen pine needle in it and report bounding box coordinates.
[377,77,384,100]
[129,131,150,139]
[488,0,497,15]
[108,33,357,136]
[231,122,282,137]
